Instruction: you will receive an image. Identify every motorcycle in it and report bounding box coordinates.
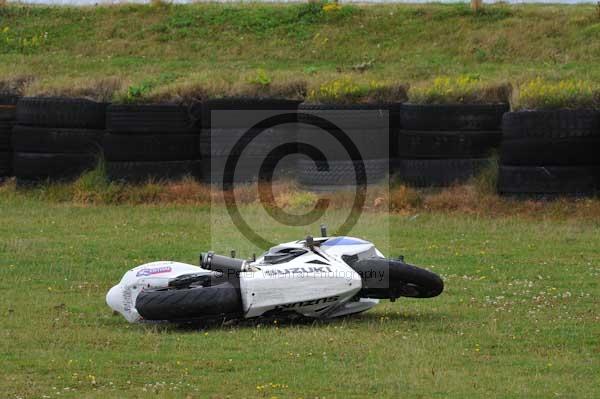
[107,228,444,324]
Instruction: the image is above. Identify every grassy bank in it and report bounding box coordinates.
[0,193,598,398]
[1,3,600,103]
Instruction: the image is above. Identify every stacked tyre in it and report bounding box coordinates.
[0,95,19,179]
[199,98,300,185]
[395,104,507,187]
[104,104,201,182]
[12,98,106,183]
[297,103,399,190]
[499,110,600,196]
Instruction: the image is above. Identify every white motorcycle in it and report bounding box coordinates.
[107,229,444,324]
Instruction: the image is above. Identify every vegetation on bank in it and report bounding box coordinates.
[1,3,600,108]
[1,162,599,220]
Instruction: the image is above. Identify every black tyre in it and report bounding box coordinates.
[400,104,508,131]
[497,165,600,195]
[349,257,444,299]
[103,133,199,161]
[202,154,297,184]
[0,95,19,121]
[201,98,301,129]
[397,130,501,159]
[0,151,11,176]
[298,104,394,161]
[16,97,107,129]
[13,152,99,181]
[299,103,399,129]
[200,126,296,158]
[501,137,600,166]
[395,158,491,187]
[11,126,104,154]
[135,282,243,321]
[0,121,12,151]
[502,110,600,139]
[107,104,198,134]
[106,160,202,182]
[298,158,389,187]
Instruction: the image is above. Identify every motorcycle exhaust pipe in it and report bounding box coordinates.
[201,251,249,273]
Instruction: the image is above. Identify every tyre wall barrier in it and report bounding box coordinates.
[4,96,600,198]
[0,95,19,178]
[105,104,201,182]
[12,97,106,182]
[297,103,400,191]
[394,103,507,187]
[200,98,301,184]
[498,110,600,196]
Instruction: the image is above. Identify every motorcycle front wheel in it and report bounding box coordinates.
[349,257,444,299]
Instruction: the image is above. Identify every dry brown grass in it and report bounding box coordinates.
[4,175,599,222]
[23,76,124,102]
[0,75,35,96]
[145,72,307,104]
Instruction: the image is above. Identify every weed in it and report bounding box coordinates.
[308,77,407,104]
[472,155,499,196]
[247,69,272,87]
[408,76,510,104]
[122,73,180,103]
[515,78,600,110]
[0,26,48,54]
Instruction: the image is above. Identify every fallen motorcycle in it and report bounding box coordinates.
[107,229,444,323]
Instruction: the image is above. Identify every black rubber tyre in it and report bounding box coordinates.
[16,97,107,129]
[397,130,501,159]
[103,133,199,161]
[0,121,12,151]
[107,104,198,134]
[394,158,491,187]
[0,151,11,176]
[299,103,398,130]
[13,152,99,181]
[135,282,243,321]
[502,110,600,139]
[11,126,104,154]
[497,165,600,195]
[0,95,19,121]
[349,257,444,299]
[501,137,600,166]
[201,156,296,184]
[298,104,397,161]
[201,98,301,129]
[106,160,202,182]
[200,126,296,158]
[298,158,389,187]
[400,103,508,131]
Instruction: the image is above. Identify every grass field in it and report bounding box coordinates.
[1,188,599,398]
[1,3,600,103]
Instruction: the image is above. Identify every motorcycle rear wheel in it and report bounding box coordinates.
[135,282,243,321]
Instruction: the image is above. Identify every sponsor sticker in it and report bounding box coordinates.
[136,266,172,277]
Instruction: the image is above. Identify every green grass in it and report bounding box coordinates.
[1,3,600,104]
[0,193,598,398]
